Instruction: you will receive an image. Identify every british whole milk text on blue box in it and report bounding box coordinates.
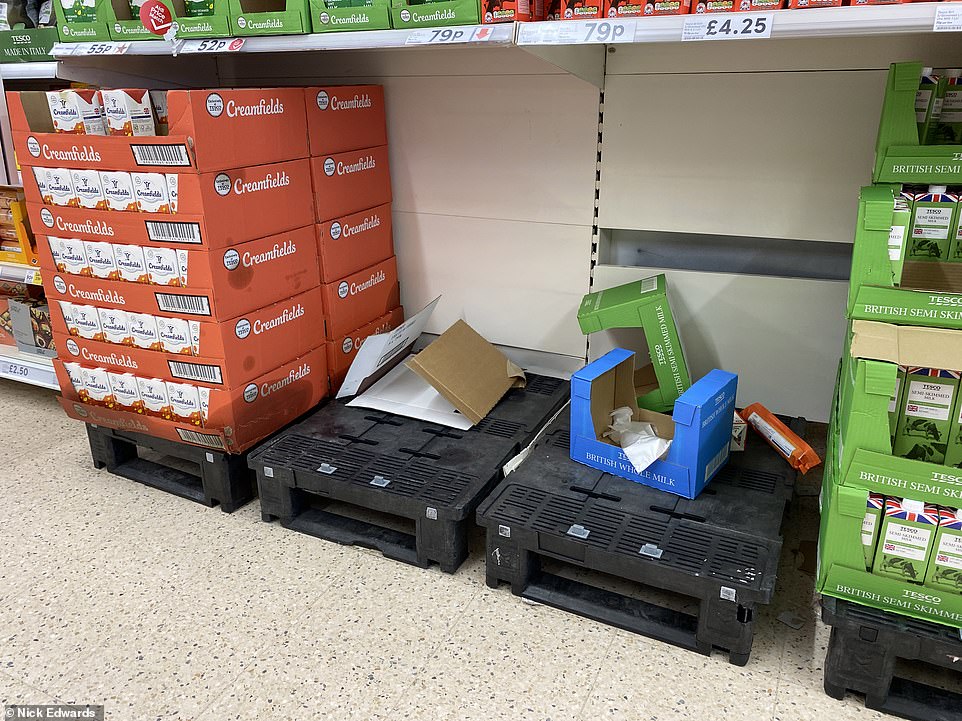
[569,348,737,499]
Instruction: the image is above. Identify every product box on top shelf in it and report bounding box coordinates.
[24,159,315,249]
[848,184,962,330]
[306,86,387,157]
[482,0,532,22]
[577,274,691,414]
[321,255,400,340]
[56,344,328,453]
[228,0,311,35]
[39,225,319,322]
[52,287,325,388]
[875,62,962,186]
[0,16,60,61]
[603,0,686,15]
[316,202,393,283]
[56,0,180,42]
[9,88,309,173]
[389,0,480,28]
[164,0,233,38]
[787,0,842,8]
[310,145,392,221]
[310,0,391,32]
[326,306,404,392]
[569,347,737,499]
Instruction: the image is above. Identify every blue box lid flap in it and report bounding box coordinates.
[572,348,635,400]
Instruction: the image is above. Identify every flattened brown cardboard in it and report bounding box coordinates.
[404,320,525,425]
[850,319,962,370]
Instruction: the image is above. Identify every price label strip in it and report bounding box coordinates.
[0,358,56,388]
[682,13,773,42]
[180,37,246,53]
[934,4,962,33]
[518,19,636,45]
[76,41,131,55]
[405,25,495,45]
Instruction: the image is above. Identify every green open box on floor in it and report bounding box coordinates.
[577,274,691,414]
[310,0,391,32]
[0,26,60,60]
[228,0,311,35]
[874,61,962,186]
[849,184,962,329]
[389,0,478,28]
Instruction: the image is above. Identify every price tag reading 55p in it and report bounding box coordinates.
[682,13,773,41]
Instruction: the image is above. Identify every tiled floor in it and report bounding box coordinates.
[0,379,895,721]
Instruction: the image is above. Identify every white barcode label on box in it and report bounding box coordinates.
[131,144,191,167]
[146,221,202,244]
[155,293,211,316]
[639,276,658,294]
[176,427,225,449]
[168,360,223,385]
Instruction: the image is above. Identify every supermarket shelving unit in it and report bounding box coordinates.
[0,5,960,415]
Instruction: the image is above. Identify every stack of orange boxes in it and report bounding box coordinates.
[9,88,329,453]
[305,86,405,394]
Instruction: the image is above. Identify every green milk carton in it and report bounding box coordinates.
[925,506,962,593]
[862,492,885,569]
[906,186,959,262]
[577,274,691,413]
[893,367,960,464]
[873,497,940,584]
[943,389,962,469]
[888,195,911,284]
[933,70,962,145]
[888,365,906,442]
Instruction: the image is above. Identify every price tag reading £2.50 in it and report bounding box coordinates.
[682,13,773,42]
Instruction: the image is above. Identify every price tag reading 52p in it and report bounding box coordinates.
[682,12,773,41]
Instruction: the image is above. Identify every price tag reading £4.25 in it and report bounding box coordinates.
[682,13,773,42]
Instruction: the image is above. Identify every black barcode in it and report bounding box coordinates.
[169,360,223,385]
[155,292,211,316]
[176,428,224,450]
[146,221,202,244]
[131,143,191,167]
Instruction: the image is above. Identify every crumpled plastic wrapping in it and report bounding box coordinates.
[603,406,671,473]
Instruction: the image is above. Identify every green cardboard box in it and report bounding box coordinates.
[862,492,885,569]
[893,368,959,465]
[577,274,691,413]
[925,506,962,593]
[915,67,940,143]
[906,186,959,262]
[888,365,905,441]
[874,62,962,186]
[390,0,479,28]
[947,197,962,263]
[872,496,940,584]
[229,0,311,35]
[54,0,112,41]
[0,26,60,61]
[888,194,911,283]
[311,0,390,32]
[171,0,232,37]
[944,391,962,469]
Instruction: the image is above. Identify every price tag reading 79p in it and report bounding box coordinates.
[577,20,636,44]
[405,26,494,44]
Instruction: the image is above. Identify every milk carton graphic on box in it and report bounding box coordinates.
[45,89,106,135]
[33,167,51,204]
[907,186,959,262]
[145,247,181,286]
[165,381,201,424]
[58,238,90,276]
[158,316,193,354]
[925,507,962,593]
[47,237,64,271]
[97,308,132,346]
[136,377,169,417]
[132,173,171,214]
[63,362,86,398]
[100,171,137,212]
[112,244,148,283]
[99,89,155,137]
[72,304,102,340]
[83,241,117,280]
[70,170,106,210]
[108,372,141,411]
[873,497,939,584]
[893,367,960,464]
[128,312,161,350]
[45,169,77,207]
[81,366,113,406]
[862,493,885,568]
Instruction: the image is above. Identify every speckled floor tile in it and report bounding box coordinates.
[0,671,59,705]
[773,679,888,721]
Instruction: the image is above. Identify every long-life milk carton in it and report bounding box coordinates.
[888,196,911,283]
[873,497,940,584]
[924,506,962,593]
[45,89,106,135]
[862,492,885,569]
[99,89,156,137]
[906,186,959,262]
[893,367,960,464]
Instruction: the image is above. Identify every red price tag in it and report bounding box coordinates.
[140,0,174,35]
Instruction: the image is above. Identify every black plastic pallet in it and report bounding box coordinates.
[86,424,256,513]
[476,413,802,665]
[247,373,569,572]
[821,596,962,721]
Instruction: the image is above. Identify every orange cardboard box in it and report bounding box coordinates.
[310,145,392,222]
[10,88,309,173]
[607,0,690,15]
[306,86,388,157]
[52,287,325,388]
[326,306,405,392]
[690,0,734,11]
[56,345,329,453]
[317,202,393,283]
[40,225,319,321]
[24,159,314,249]
[483,0,533,23]
[787,0,841,6]
[559,0,603,18]
[321,256,400,341]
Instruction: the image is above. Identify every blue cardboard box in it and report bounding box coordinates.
[570,348,737,499]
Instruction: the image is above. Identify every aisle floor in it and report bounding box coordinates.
[0,380,895,721]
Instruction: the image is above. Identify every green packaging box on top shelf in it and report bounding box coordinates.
[0,26,60,61]
[389,0,479,28]
[874,62,962,186]
[53,0,112,41]
[229,0,310,35]
[310,0,390,32]
[170,0,232,37]
[577,273,691,414]
[848,184,962,329]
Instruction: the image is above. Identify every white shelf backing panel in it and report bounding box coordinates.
[590,264,846,422]
[0,62,58,80]
[0,345,57,390]
[393,210,592,360]
[599,70,886,243]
